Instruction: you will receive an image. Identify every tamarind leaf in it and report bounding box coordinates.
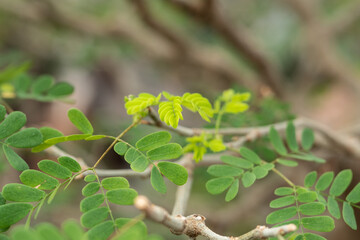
[147,143,182,161]
[115,218,147,240]
[277,159,298,167]
[81,207,109,228]
[0,105,6,122]
[136,131,171,151]
[301,216,335,232]
[101,177,129,190]
[82,183,100,197]
[241,172,256,188]
[239,147,261,164]
[31,127,64,152]
[0,111,26,140]
[225,179,239,202]
[2,183,45,202]
[330,169,352,196]
[315,172,334,191]
[130,156,149,172]
[270,196,295,208]
[62,219,85,240]
[266,206,297,224]
[181,93,213,122]
[220,155,253,169]
[206,177,233,195]
[19,169,59,190]
[269,126,287,155]
[47,82,74,98]
[299,202,326,215]
[327,196,341,219]
[158,98,183,128]
[84,175,97,182]
[343,202,357,230]
[124,148,141,164]
[10,226,40,240]
[304,171,317,188]
[158,162,188,186]
[125,93,161,115]
[35,223,63,240]
[114,142,128,155]
[3,145,29,171]
[0,203,33,228]
[207,165,243,177]
[80,194,105,213]
[252,166,269,179]
[298,191,317,203]
[86,220,114,240]
[274,187,294,196]
[5,128,42,148]
[286,121,298,152]
[301,128,314,151]
[346,183,360,203]
[295,233,326,240]
[151,166,166,193]
[68,108,93,135]
[38,160,72,179]
[106,188,138,205]
[31,75,54,95]
[58,156,81,172]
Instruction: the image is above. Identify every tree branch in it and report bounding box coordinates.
[134,195,296,240]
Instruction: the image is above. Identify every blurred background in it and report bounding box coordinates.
[0,0,359,239]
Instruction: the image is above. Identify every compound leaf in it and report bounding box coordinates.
[181,93,213,122]
[220,155,253,169]
[158,98,183,128]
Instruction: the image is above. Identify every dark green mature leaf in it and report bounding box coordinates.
[266,206,297,224]
[84,175,97,182]
[207,165,243,177]
[302,128,314,151]
[19,169,59,190]
[315,172,334,191]
[158,162,188,185]
[270,196,295,208]
[0,105,6,122]
[0,111,26,140]
[82,182,100,197]
[269,126,287,155]
[220,155,253,168]
[298,191,317,203]
[239,147,261,164]
[115,218,147,240]
[343,202,357,230]
[147,143,182,161]
[346,183,360,203]
[32,75,54,94]
[136,131,171,151]
[277,159,298,167]
[106,189,138,205]
[101,177,129,190]
[130,156,149,172]
[274,187,293,196]
[68,108,93,135]
[0,234,9,240]
[253,166,268,179]
[299,203,325,215]
[81,207,109,228]
[85,135,106,141]
[3,145,29,171]
[286,122,298,152]
[62,219,85,240]
[38,160,72,179]
[241,172,256,188]
[327,196,341,219]
[114,142,128,156]
[296,233,326,240]
[287,153,325,163]
[304,171,317,188]
[2,183,45,202]
[301,216,335,232]
[151,167,166,193]
[36,223,63,240]
[86,220,114,240]
[58,156,81,172]
[0,193,5,205]
[206,177,234,195]
[330,169,353,196]
[80,194,105,213]
[5,128,42,148]
[0,203,33,228]
[31,127,64,152]
[124,148,141,164]
[47,82,74,97]
[225,179,239,202]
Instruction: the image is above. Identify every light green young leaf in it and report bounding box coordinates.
[225,179,239,202]
[147,143,182,161]
[0,111,26,140]
[80,194,105,213]
[106,188,138,205]
[38,160,72,179]
[270,196,295,208]
[206,177,234,195]
[315,172,334,191]
[158,97,183,128]
[44,134,91,145]
[136,131,171,151]
[299,202,325,215]
[101,177,129,190]
[269,126,287,155]
[286,121,298,152]
[208,139,226,152]
[19,169,59,190]
[151,167,166,193]
[0,203,33,228]
[343,202,357,230]
[115,218,147,240]
[2,183,45,202]
[330,169,353,196]
[158,162,188,185]
[86,220,114,240]
[301,216,335,232]
[130,156,149,172]
[239,147,261,164]
[346,183,360,203]
[266,206,297,224]
[181,93,213,122]
[241,171,256,188]
[5,128,42,148]
[125,93,160,115]
[3,145,29,171]
[82,182,100,197]
[220,155,253,169]
[114,142,128,155]
[304,171,317,188]
[327,196,341,219]
[274,187,294,196]
[301,128,314,151]
[68,108,93,135]
[58,156,81,172]
[81,207,109,228]
[207,165,243,177]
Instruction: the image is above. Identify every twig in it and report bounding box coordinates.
[134,195,296,240]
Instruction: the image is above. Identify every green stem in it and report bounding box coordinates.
[110,214,145,240]
[215,109,225,135]
[271,168,295,187]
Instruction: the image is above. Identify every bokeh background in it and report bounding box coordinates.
[0,0,360,239]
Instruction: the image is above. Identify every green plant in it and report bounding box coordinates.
[0,76,359,240]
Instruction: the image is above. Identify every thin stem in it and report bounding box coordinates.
[215,109,225,135]
[271,168,295,187]
[93,119,141,168]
